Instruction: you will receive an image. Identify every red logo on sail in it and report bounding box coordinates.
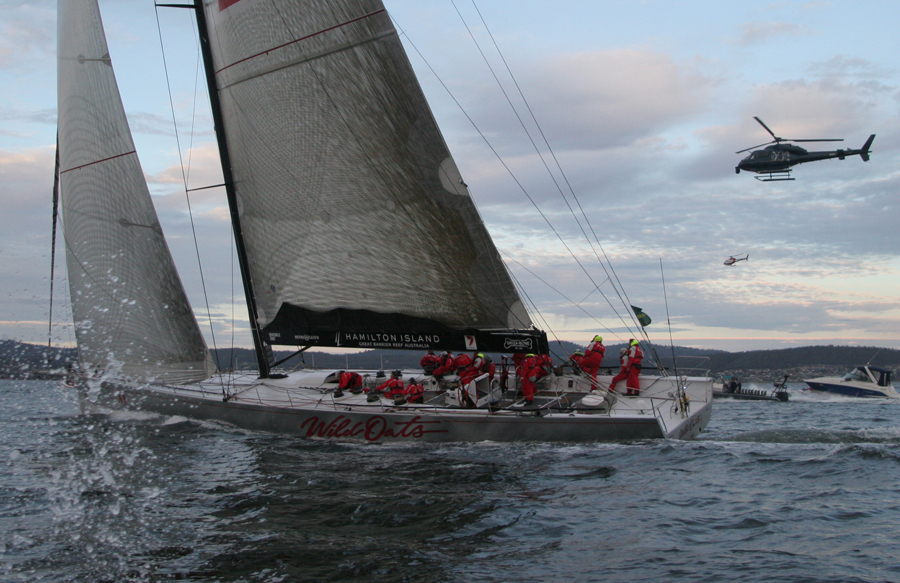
[219,0,242,10]
[465,335,477,350]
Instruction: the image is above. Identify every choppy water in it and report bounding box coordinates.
[2,380,900,582]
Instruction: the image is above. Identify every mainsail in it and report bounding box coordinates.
[200,0,544,353]
[57,0,216,383]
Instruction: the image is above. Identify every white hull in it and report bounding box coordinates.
[77,370,713,443]
[805,377,899,398]
[806,365,898,398]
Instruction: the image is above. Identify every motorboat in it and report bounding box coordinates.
[713,374,790,402]
[805,366,899,398]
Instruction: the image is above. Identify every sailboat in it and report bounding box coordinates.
[55,0,713,442]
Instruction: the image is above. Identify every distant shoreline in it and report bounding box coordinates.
[2,340,897,382]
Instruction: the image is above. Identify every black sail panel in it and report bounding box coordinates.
[264,304,548,353]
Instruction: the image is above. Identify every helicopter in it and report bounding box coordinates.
[735,117,875,182]
[724,254,749,267]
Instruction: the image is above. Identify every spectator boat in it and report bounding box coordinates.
[805,366,898,398]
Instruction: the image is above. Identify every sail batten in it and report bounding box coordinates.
[60,150,136,174]
[202,0,535,352]
[58,0,216,384]
[216,8,387,75]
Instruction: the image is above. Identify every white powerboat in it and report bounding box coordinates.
[805,366,898,398]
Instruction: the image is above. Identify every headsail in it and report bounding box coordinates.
[57,0,216,383]
[199,0,544,353]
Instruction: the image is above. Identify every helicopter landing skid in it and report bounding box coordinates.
[755,170,793,182]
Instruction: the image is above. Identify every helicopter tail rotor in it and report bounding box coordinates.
[860,134,876,162]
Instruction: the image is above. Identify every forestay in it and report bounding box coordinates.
[202,0,541,352]
[57,0,216,383]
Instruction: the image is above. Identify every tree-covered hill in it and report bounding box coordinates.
[1,340,896,381]
[706,345,897,371]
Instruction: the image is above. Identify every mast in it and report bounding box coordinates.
[191,0,271,377]
[47,137,60,368]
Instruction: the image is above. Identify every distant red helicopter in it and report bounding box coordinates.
[724,254,749,266]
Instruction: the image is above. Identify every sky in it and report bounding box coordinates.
[2,0,899,354]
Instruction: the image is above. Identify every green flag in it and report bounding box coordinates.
[632,305,651,327]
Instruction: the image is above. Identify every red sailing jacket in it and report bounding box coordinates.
[404,383,424,403]
[454,353,473,370]
[420,353,440,369]
[536,354,553,378]
[628,345,644,368]
[338,371,362,390]
[584,341,606,363]
[374,377,404,397]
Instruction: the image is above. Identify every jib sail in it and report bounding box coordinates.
[57,0,216,383]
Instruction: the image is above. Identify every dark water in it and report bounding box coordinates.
[2,380,900,582]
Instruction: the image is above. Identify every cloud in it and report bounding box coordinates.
[0,145,57,341]
[437,48,718,213]
[0,145,55,215]
[682,73,896,183]
[807,56,896,81]
[146,141,224,191]
[452,49,713,155]
[732,22,808,46]
[126,110,216,138]
[0,106,57,127]
[800,1,832,12]
[0,2,55,70]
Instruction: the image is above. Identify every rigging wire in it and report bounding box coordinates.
[660,258,679,381]
[400,5,643,344]
[154,5,224,386]
[395,23,635,340]
[501,250,623,343]
[506,267,567,360]
[467,0,648,340]
[463,1,643,335]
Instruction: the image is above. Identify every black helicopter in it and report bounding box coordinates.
[735,117,875,181]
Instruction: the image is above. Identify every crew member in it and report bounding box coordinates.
[432,351,455,377]
[334,370,363,398]
[420,350,440,375]
[608,343,631,394]
[404,378,425,404]
[371,370,405,398]
[460,352,484,386]
[453,351,473,375]
[520,353,538,404]
[512,353,527,375]
[481,355,496,380]
[580,335,606,387]
[569,350,585,372]
[625,339,644,396]
[535,354,553,380]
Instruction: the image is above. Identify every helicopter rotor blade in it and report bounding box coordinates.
[784,138,844,143]
[736,140,776,154]
[754,117,780,141]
